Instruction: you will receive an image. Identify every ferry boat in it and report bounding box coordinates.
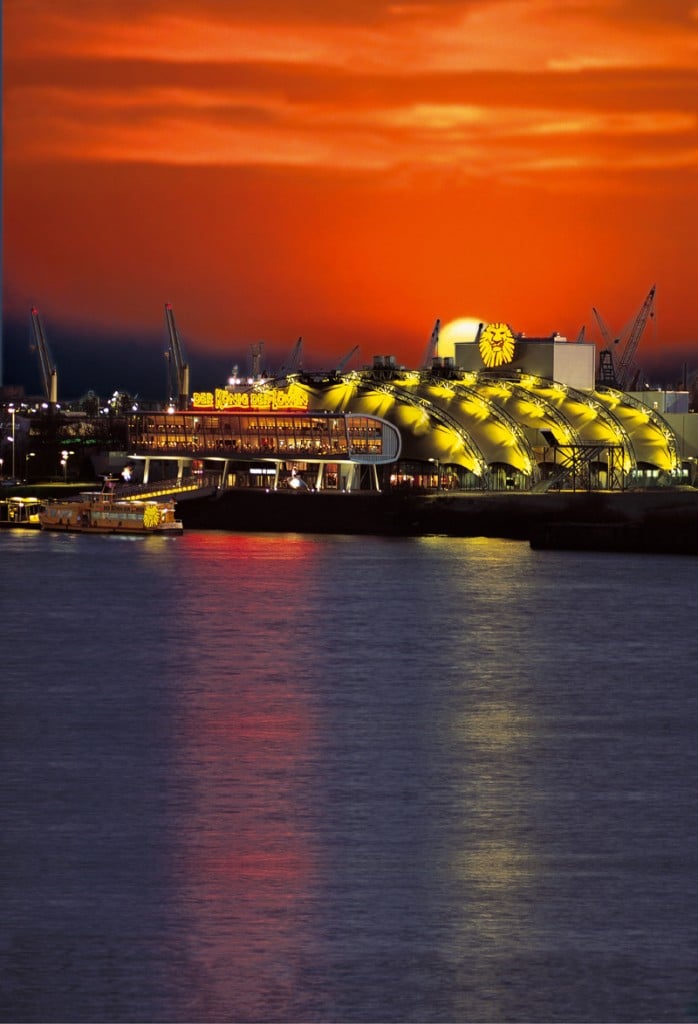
[0,496,43,529]
[39,491,183,535]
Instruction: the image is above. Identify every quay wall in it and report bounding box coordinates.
[177,487,698,551]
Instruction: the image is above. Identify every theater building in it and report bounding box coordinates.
[126,324,686,493]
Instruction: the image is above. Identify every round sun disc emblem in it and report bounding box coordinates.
[479,322,516,368]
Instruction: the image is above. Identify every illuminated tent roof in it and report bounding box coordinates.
[290,368,680,483]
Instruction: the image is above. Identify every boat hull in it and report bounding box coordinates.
[39,494,183,535]
[40,521,183,534]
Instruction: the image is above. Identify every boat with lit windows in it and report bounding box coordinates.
[0,496,43,529]
[39,490,183,534]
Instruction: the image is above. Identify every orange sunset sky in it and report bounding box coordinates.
[3,0,698,395]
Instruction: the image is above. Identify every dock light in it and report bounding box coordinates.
[288,468,308,490]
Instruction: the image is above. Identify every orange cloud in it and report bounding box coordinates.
[3,0,697,379]
[5,0,696,185]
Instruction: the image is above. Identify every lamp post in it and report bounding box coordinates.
[60,449,72,483]
[428,457,440,492]
[9,405,16,479]
[26,452,36,479]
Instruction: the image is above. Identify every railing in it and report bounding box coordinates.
[110,473,221,502]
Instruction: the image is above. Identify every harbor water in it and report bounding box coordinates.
[2,529,697,1023]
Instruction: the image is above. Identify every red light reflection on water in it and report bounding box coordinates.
[178,528,322,563]
[188,700,316,901]
[167,531,325,1017]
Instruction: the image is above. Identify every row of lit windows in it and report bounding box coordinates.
[128,413,386,456]
[133,413,346,433]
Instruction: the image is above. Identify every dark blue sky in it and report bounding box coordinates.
[1,310,338,402]
[2,308,694,403]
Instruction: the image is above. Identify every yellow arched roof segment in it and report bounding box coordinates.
[411,378,533,473]
[594,390,680,471]
[474,379,579,447]
[284,371,680,478]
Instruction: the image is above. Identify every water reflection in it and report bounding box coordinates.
[162,534,556,1020]
[171,693,319,1019]
[3,531,697,1022]
[447,702,540,1022]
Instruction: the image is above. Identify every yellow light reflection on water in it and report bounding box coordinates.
[445,700,541,959]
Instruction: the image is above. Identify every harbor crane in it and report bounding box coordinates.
[292,344,359,383]
[250,342,264,379]
[615,284,656,390]
[277,337,303,377]
[421,318,441,370]
[30,307,58,407]
[164,303,190,410]
[334,345,359,373]
[295,344,360,382]
[593,285,656,390]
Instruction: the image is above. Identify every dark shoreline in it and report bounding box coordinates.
[4,483,697,552]
[176,487,698,553]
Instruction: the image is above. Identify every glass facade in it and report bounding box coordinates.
[127,411,394,461]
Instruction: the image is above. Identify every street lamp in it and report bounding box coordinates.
[428,457,440,491]
[60,449,72,483]
[9,405,16,479]
[26,451,36,479]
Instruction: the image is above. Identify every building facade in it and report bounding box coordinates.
[125,329,687,492]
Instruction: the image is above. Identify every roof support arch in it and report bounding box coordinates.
[420,374,537,480]
[365,378,490,481]
[477,375,583,451]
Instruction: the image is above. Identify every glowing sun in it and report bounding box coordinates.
[438,317,488,359]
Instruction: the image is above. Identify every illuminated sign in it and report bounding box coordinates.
[479,322,516,368]
[191,385,309,411]
[143,505,161,528]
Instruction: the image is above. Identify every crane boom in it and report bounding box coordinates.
[592,305,619,385]
[164,303,190,410]
[592,306,614,348]
[615,284,656,391]
[278,337,303,377]
[250,342,264,379]
[335,345,359,373]
[421,318,441,370]
[30,307,58,405]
